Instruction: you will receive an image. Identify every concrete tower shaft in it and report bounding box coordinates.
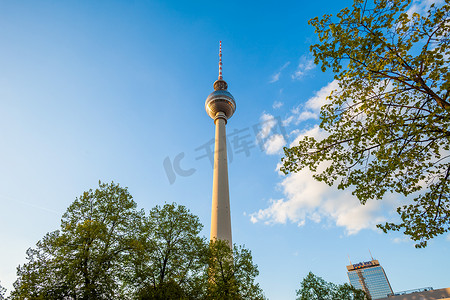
[210,112,232,244]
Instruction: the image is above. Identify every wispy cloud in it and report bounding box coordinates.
[250,125,392,234]
[296,80,338,122]
[292,55,315,80]
[285,80,338,124]
[270,72,281,83]
[264,134,286,155]
[270,62,291,83]
[273,101,283,109]
[257,113,278,140]
[282,115,294,127]
[0,194,61,215]
[407,0,443,16]
[256,113,287,155]
[392,236,411,244]
[298,111,319,122]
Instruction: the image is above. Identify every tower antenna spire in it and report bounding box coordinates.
[348,254,353,265]
[218,41,223,80]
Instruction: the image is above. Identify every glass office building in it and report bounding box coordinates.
[347,260,393,300]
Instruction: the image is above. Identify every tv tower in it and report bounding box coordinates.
[205,41,236,246]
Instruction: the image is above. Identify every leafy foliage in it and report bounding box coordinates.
[10,182,265,299]
[282,0,450,247]
[206,240,266,300]
[296,272,366,300]
[130,203,206,299]
[11,181,142,299]
[0,281,6,300]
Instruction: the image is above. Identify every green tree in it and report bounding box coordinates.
[130,203,207,299]
[0,281,6,300]
[282,0,450,247]
[10,183,266,299]
[11,231,77,299]
[296,272,366,300]
[206,240,265,300]
[11,181,142,299]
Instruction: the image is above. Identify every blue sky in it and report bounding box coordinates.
[0,0,449,299]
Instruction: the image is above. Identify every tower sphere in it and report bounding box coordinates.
[205,79,236,120]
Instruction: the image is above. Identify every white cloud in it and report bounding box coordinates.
[290,124,328,148]
[270,62,290,83]
[270,72,281,83]
[256,113,287,155]
[291,105,301,115]
[282,80,339,125]
[407,0,443,16]
[392,237,410,244]
[297,111,319,122]
[281,61,291,69]
[282,116,294,127]
[264,134,286,155]
[251,122,394,235]
[305,80,339,111]
[273,101,283,109]
[250,168,389,234]
[293,80,339,123]
[257,113,277,140]
[292,55,316,80]
[288,129,300,137]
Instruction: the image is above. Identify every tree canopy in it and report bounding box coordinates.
[11,181,142,299]
[296,272,366,300]
[10,182,265,300]
[130,203,206,299]
[0,282,6,300]
[206,240,266,300]
[282,0,450,247]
